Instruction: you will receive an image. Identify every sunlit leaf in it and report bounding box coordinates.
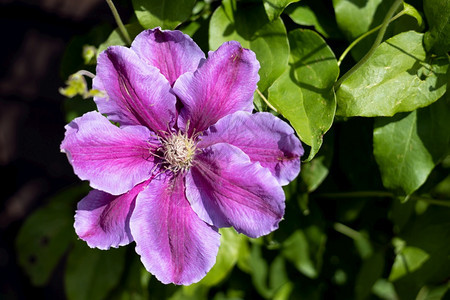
[263,0,299,21]
[268,29,338,160]
[337,31,449,117]
[132,0,196,30]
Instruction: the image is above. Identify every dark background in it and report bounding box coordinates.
[0,1,129,298]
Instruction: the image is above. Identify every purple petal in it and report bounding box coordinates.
[199,111,303,185]
[186,143,285,238]
[94,46,177,131]
[74,182,147,249]
[61,111,156,195]
[131,28,205,85]
[130,174,220,285]
[173,41,260,134]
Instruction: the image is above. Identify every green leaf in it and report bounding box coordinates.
[332,0,394,60]
[392,207,450,298]
[268,29,338,160]
[355,252,385,300]
[333,0,388,41]
[16,184,89,286]
[132,0,196,30]
[263,0,299,21]
[97,23,144,55]
[286,0,343,39]
[282,227,326,279]
[107,253,150,300]
[300,131,334,192]
[195,228,244,286]
[416,284,450,300]
[373,94,450,195]
[209,0,289,92]
[389,246,430,281]
[423,0,450,55]
[65,241,127,300]
[337,31,449,117]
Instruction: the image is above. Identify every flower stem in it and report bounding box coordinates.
[334,0,404,89]
[337,9,407,67]
[105,0,132,45]
[256,88,278,113]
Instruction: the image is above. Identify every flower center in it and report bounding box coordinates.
[162,131,197,173]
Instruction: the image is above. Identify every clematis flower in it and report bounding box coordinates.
[61,28,303,285]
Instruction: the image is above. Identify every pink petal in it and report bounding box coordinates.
[199,111,303,185]
[131,28,205,85]
[186,143,285,238]
[173,41,260,134]
[130,174,220,285]
[61,111,156,195]
[94,46,177,132]
[74,182,147,249]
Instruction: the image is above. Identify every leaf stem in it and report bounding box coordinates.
[256,88,278,113]
[334,223,367,241]
[315,191,450,208]
[105,0,132,45]
[334,0,404,89]
[337,9,407,67]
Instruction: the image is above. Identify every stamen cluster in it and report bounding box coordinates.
[162,131,197,173]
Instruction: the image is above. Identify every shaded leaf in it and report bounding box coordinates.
[286,0,343,39]
[282,227,326,279]
[373,94,450,195]
[423,0,450,55]
[16,184,89,286]
[416,284,449,300]
[97,23,144,55]
[337,31,449,117]
[132,0,196,30]
[108,252,150,300]
[195,228,244,287]
[355,252,385,300]
[209,0,289,92]
[65,241,127,300]
[268,29,338,160]
[389,246,430,281]
[392,207,450,299]
[300,131,334,192]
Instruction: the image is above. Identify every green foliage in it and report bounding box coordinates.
[18,0,450,299]
[16,184,89,286]
[65,242,127,300]
[268,29,338,160]
[209,0,289,92]
[262,0,300,21]
[374,94,450,195]
[423,0,450,55]
[336,31,449,117]
[132,0,196,30]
